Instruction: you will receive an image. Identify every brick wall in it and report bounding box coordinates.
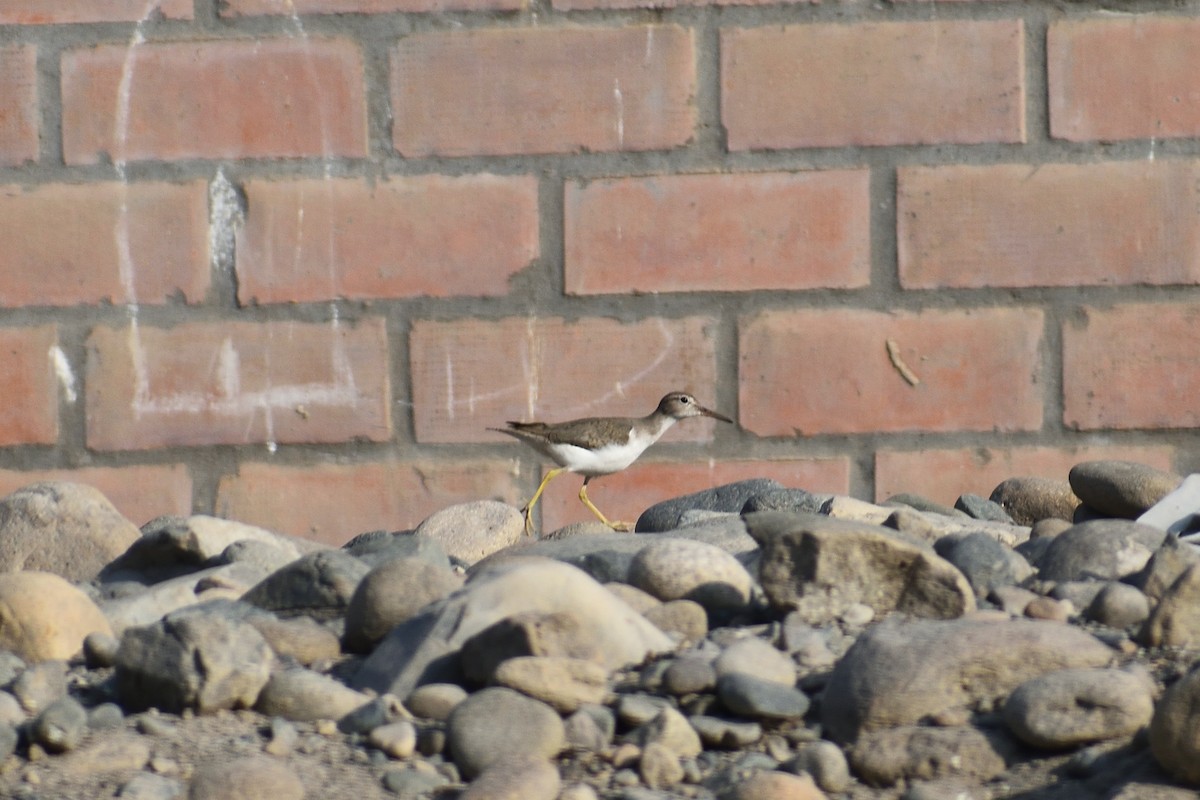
[0,1,1194,544]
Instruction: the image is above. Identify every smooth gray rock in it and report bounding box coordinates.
[188,756,304,800]
[990,477,1080,526]
[689,715,761,749]
[1069,460,1181,520]
[821,616,1115,742]
[713,637,795,686]
[478,533,653,584]
[1035,519,1167,582]
[342,556,463,653]
[460,756,562,800]
[100,561,274,636]
[115,772,185,800]
[1086,582,1151,629]
[1003,668,1154,749]
[628,538,753,614]
[1133,535,1200,602]
[459,610,603,684]
[717,674,809,721]
[342,530,452,570]
[740,488,829,516]
[637,479,784,532]
[241,549,369,620]
[336,694,408,735]
[1151,664,1200,785]
[352,558,672,698]
[786,740,851,793]
[934,531,1030,598]
[885,493,965,519]
[492,656,608,713]
[955,493,1014,523]
[745,511,974,623]
[254,667,371,723]
[12,660,67,713]
[663,656,717,696]
[1140,562,1200,648]
[413,500,525,565]
[637,705,702,758]
[848,725,1007,787]
[114,607,273,713]
[446,687,565,779]
[30,695,87,753]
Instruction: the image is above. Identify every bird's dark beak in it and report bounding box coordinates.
[699,405,734,424]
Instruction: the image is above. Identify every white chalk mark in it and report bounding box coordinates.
[1149,137,1156,162]
[209,168,243,278]
[613,79,625,149]
[644,27,654,65]
[49,346,77,404]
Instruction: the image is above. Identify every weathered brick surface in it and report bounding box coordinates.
[225,0,522,13]
[875,446,1177,506]
[216,460,522,545]
[564,170,870,294]
[1064,304,1200,431]
[0,182,209,306]
[739,308,1045,436]
[0,326,60,447]
[392,25,695,157]
[538,457,850,531]
[411,317,720,443]
[1050,18,1200,142]
[554,0,813,10]
[236,175,539,304]
[722,20,1024,150]
[0,0,191,23]
[85,318,391,450]
[0,46,37,166]
[898,161,1200,289]
[0,465,193,525]
[62,39,367,164]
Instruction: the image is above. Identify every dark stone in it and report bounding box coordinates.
[741,488,829,516]
[242,549,370,620]
[955,494,1014,523]
[717,673,809,721]
[1069,460,1182,520]
[636,479,785,532]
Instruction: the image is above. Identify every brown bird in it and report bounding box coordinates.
[491,391,733,533]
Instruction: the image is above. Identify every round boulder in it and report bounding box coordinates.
[0,571,112,662]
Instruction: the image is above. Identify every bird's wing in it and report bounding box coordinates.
[503,418,634,450]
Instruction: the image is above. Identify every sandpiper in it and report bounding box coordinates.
[491,391,733,534]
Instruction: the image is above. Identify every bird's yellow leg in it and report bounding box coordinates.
[520,467,566,535]
[579,479,633,532]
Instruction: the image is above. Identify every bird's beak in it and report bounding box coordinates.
[698,405,734,424]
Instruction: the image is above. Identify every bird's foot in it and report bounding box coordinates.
[606,520,634,532]
[519,505,535,536]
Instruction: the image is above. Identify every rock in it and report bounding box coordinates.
[481,533,650,584]
[246,613,341,665]
[637,705,702,758]
[459,755,561,800]
[667,516,760,563]
[955,494,1014,523]
[1133,535,1200,602]
[1150,664,1200,784]
[30,695,87,753]
[821,616,1115,742]
[1085,582,1151,629]
[446,687,565,779]
[54,733,150,775]
[829,498,1029,547]
[690,715,761,748]
[460,611,603,684]
[405,683,468,722]
[342,556,463,652]
[187,756,305,800]
[241,549,369,620]
[885,493,964,518]
[114,606,274,713]
[640,741,684,789]
[1003,668,1154,749]
[1069,460,1181,520]
[254,667,371,722]
[629,538,753,614]
[1025,595,1075,622]
[12,659,67,712]
[786,740,851,793]
[369,720,418,759]
[87,702,124,730]
[848,725,1007,786]
[741,488,829,516]
[745,511,974,623]
[115,772,185,800]
[352,559,672,699]
[381,766,451,798]
[1034,520,1167,582]
[718,770,827,800]
[342,530,452,570]
[413,500,526,565]
[0,482,140,582]
[933,532,1031,598]
[1140,562,1200,647]
[990,477,1080,525]
[663,656,717,696]
[564,705,613,751]
[99,562,270,636]
[493,656,608,713]
[644,599,708,643]
[605,583,660,612]
[264,717,298,756]
[989,585,1037,615]
[336,693,408,735]
[83,631,120,668]
[637,479,784,532]
[714,637,796,686]
[1139,473,1200,535]
[717,674,809,721]
[0,571,112,662]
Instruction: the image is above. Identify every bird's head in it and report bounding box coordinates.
[657,391,733,424]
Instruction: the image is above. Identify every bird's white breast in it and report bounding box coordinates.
[547,426,660,477]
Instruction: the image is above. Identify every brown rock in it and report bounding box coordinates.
[990,477,1079,526]
[0,571,112,662]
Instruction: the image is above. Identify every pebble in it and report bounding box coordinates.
[786,740,851,793]
[30,696,87,753]
[663,656,718,696]
[1085,582,1151,629]
[1034,519,1167,582]
[405,682,468,721]
[412,500,526,565]
[255,666,371,723]
[849,725,1007,786]
[714,637,797,686]
[639,742,684,789]
[989,477,1080,526]
[637,706,702,759]
[643,599,709,643]
[1140,562,1200,647]
[717,674,809,721]
[628,538,753,613]
[446,687,565,779]
[187,756,304,800]
[1150,664,1200,784]
[368,720,418,759]
[1068,460,1182,520]
[718,770,828,800]
[492,656,609,713]
[12,660,67,713]
[1002,668,1154,749]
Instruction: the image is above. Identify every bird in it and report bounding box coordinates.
[491,391,733,534]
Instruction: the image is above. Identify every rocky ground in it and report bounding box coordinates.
[0,462,1198,799]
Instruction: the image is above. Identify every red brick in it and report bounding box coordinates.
[0,46,37,166]
[85,318,391,450]
[236,175,539,304]
[1049,18,1200,142]
[225,0,520,13]
[0,465,192,525]
[875,446,1176,506]
[1063,304,1200,430]
[554,0,811,10]
[62,39,366,164]
[410,317,720,443]
[739,308,1044,436]
[392,26,695,157]
[538,458,850,531]
[0,0,191,23]
[898,161,1200,289]
[0,182,209,307]
[216,460,523,546]
[0,326,59,446]
[722,21,1024,150]
[564,170,870,295]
